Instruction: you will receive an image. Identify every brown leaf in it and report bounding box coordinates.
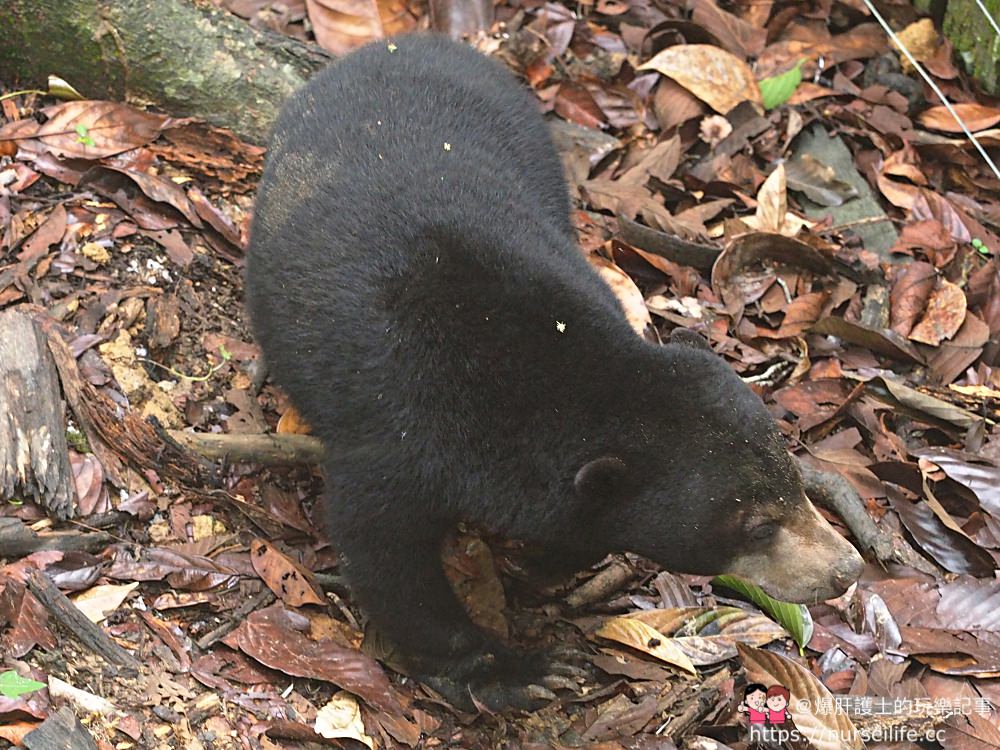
[711,232,836,316]
[106,546,239,591]
[589,255,651,335]
[140,229,193,267]
[306,0,418,55]
[918,103,1000,133]
[71,582,139,623]
[554,84,607,130]
[95,166,202,227]
[870,376,983,431]
[628,607,786,665]
[738,643,863,750]
[277,405,313,435]
[758,291,829,338]
[638,44,762,114]
[911,447,1000,517]
[810,317,925,364]
[753,164,789,235]
[0,721,37,744]
[652,77,706,130]
[784,154,859,207]
[580,179,668,224]
[441,534,508,639]
[250,540,326,607]
[594,617,697,673]
[187,185,244,248]
[68,451,108,517]
[886,485,995,576]
[690,0,766,58]
[18,204,67,263]
[224,602,413,720]
[618,135,682,185]
[14,101,171,159]
[926,312,989,384]
[890,261,936,336]
[909,279,967,346]
[0,584,56,658]
[146,294,182,350]
[756,23,886,79]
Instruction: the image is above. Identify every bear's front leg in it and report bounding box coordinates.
[335,516,558,711]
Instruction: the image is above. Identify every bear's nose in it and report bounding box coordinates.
[831,553,865,590]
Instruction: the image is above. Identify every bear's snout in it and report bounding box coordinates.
[721,498,864,603]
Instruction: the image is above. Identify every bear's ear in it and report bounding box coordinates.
[669,328,711,351]
[574,456,629,503]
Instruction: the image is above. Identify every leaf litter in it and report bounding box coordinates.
[2,1,1000,749]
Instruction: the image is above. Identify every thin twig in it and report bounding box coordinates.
[195,588,275,649]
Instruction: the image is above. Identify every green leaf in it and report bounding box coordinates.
[0,670,46,698]
[218,344,232,361]
[711,575,813,651]
[759,60,804,110]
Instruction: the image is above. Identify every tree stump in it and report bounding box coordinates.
[0,309,75,519]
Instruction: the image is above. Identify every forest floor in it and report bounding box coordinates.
[1,1,1000,749]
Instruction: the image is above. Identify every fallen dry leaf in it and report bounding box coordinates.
[918,103,1000,133]
[6,101,172,159]
[71,582,139,623]
[595,617,697,673]
[890,261,937,337]
[306,0,419,55]
[638,44,762,114]
[223,603,415,728]
[250,540,326,607]
[314,692,375,748]
[589,255,652,335]
[738,643,862,750]
[277,405,313,435]
[909,279,967,346]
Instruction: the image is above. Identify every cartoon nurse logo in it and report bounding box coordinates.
[738,683,768,724]
[739,682,791,728]
[766,685,790,724]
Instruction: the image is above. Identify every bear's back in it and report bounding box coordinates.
[246,36,621,450]
[249,35,572,251]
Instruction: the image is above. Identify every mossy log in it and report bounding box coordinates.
[0,0,333,143]
[944,0,1000,96]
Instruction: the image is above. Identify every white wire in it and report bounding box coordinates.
[860,0,1000,180]
[972,0,1000,40]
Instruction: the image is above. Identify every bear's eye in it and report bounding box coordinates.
[748,521,778,541]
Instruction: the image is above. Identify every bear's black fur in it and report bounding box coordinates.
[246,34,863,709]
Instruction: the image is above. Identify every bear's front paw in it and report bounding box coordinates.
[420,644,594,712]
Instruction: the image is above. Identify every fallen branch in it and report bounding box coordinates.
[797,459,938,576]
[566,557,637,609]
[167,430,324,465]
[33,310,205,489]
[194,587,275,649]
[27,569,141,670]
[23,706,100,750]
[0,518,111,558]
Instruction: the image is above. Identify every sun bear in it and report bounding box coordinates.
[246,34,864,709]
